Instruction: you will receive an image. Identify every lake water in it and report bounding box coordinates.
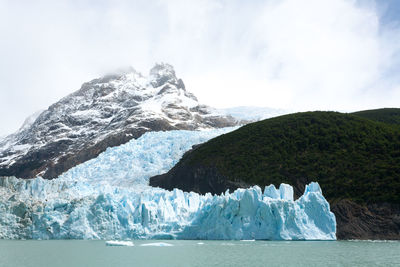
[0,240,399,267]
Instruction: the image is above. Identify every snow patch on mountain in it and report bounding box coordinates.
[18,110,45,132]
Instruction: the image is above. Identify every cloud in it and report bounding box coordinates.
[0,0,399,136]
[184,0,400,111]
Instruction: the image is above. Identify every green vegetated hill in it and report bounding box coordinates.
[352,108,400,126]
[190,112,399,203]
[150,110,400,239]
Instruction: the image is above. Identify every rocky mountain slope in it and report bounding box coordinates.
[0,63,237,179]
[150,111,400,239]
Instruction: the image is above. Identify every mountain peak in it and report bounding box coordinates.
[149,63,182,89]
[150,62,176,77]
[0,64,238,179]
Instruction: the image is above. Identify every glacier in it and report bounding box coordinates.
[58,127,238,187]
[0,129,336,240]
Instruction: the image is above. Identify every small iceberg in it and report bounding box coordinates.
[140,242,173,247]
[106,240,134,247]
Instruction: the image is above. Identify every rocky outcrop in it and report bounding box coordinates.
[331,200,400,240]
[0,63,238,179]
[150,163,251,195]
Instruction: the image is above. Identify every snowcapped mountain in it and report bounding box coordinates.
[0,63,237,179]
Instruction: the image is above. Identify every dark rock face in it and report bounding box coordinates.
[151,163,251,195]
[0,63,238,179]
[332,200,400,240]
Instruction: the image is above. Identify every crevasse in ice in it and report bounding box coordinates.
[0,129,336,240]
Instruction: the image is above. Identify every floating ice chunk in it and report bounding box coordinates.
[106,241,134,246]
[279,183,294,201]
[140,242,173,247]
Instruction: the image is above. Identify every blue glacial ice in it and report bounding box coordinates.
[59,128,238,187]
[0,128,336,240]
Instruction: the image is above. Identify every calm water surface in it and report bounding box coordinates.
[0,240,399,267]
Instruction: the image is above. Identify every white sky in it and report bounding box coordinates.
[0,0,399,136]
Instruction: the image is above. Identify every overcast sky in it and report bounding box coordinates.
[1,0,400,136]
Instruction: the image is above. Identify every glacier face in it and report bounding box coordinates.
[0,178,336,240]
[0,129,336,240]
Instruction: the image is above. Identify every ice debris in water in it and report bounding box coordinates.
[106,240,134,246]
[140,242,173,247]
[0,129,336,240]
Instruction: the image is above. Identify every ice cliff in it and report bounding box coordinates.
[0,129,336,240]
